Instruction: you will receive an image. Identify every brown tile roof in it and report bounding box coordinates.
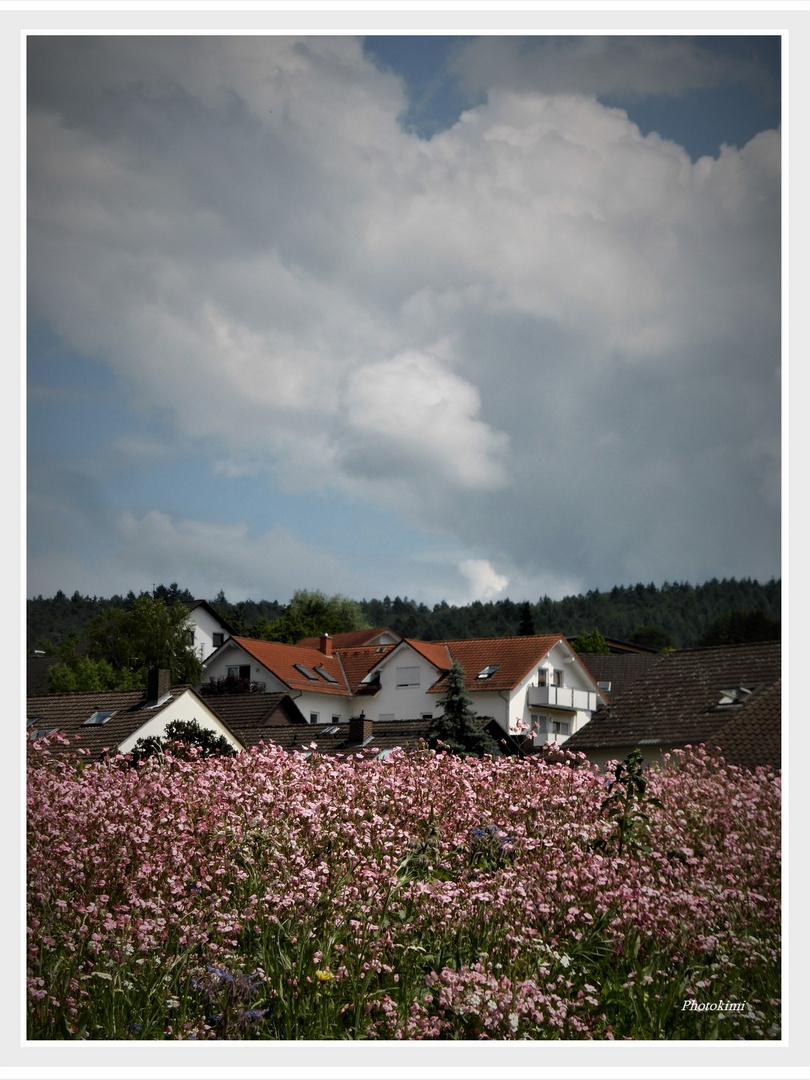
[564,642,781,765]
[574,653,662,702]
[708,679,781,770]
[430,635,570,693]
[26,686,239,760]
[203,693,308,749]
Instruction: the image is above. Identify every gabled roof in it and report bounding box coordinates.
[336,644,398,693]
[185,599,238,635]
[204,692,309,748]
[564,641,781,762]
[26,685,242,760]
[297,628,401,650]
[428,635,571,693]
[229,637,353,695]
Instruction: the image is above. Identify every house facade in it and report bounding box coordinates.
[185,600,238,662]
[202,631,606,745]
[27,668,244,759]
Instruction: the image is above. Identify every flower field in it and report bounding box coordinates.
[27,739,781,1040]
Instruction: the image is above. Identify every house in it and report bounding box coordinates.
[202,691,309,749]
[26,668,244,760]
[563,641,781,770]
[185,600,239,662]
[202,633,607,745]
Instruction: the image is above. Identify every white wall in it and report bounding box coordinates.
[189,606,231,661]
[117,690,244,753]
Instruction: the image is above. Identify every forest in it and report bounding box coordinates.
[27,576,781,655]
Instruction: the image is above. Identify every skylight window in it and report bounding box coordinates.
[476,664,501,680]
[83,710,115,727]
[314,665,338,683]
[293,664,318,680]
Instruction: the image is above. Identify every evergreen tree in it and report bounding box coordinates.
[428,661,500,757]
[517,602,536,636]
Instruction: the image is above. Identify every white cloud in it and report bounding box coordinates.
[27,36,781,600]
[458,558,509,602]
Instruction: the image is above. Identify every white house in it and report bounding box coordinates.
[185,600,238,662]
[27,668,245,759]
[202,632,605,745]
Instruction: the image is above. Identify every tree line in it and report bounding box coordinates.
[29,576,780,663]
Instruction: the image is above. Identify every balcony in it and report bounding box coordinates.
[527,685,597,712]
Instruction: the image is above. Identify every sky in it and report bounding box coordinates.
[26,33,782,608]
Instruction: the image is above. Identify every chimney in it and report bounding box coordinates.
[320,633,332,656]
[349,711,373,744]
[147,667,171,701]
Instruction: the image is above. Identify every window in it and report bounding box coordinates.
[421,713,433,720]
[212,633,224,648]
[476,664,500,680]
[551,669,563,687]
[396,666,420,687]
[537,669,547,686]
[294,663,318,680]
[227,665,251,680]
[29,727,58,740]
[315,666,338,683]
[83,710,115,727]
[331,715,341,725]
[309,712,319,724]
[553,720,569,735]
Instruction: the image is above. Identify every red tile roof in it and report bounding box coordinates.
[430,635,567,693]
[297,628,399,650]
[233,637,353,695]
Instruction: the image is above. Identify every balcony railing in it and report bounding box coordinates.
[527,685,597,711]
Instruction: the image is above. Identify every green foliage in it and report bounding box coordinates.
[428,661,500,758]
[27,577,782,652]
[129,719,237,765]
[696,609,781,648]
[88,596,203,686]
[570,628,610,654]
[596,749,663,858]
[44,633,141,693]
[258,589,369,644]
[629,625,674,651]
[517,601,536,636]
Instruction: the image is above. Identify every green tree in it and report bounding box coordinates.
[428,661,500,757]
[570,628,610,654]
[696,609,781,648]
[258,589,369,644]
[128,719,237,765]
[87,595,203,686]
[629,625,674,651]
[517,602,536,636]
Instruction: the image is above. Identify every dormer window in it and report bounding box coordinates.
[476,664,500,680]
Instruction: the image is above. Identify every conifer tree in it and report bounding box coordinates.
[428,661,500,757]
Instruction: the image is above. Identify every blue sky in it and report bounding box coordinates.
[27,33,781,606]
